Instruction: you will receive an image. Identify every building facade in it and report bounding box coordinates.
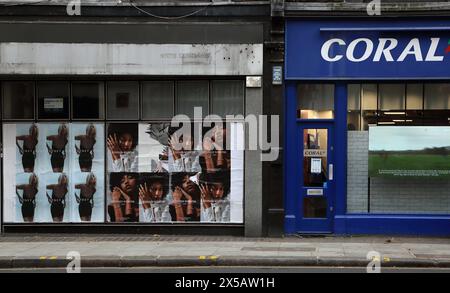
[0,0,274,236]
[1,0,450,237]
[282,1,450,236]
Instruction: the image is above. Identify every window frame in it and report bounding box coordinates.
[1,80,36,121]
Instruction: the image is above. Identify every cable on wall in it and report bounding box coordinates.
[128,0,214,20]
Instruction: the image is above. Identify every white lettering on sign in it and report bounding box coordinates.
[398,38,423,62]
[426,38,444,61]
[321,37,444,62]
[304,149,327,157]
[373,38,398,62]
[347,38,374,62]
[320,39,345,62]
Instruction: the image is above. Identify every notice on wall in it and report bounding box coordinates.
[44,98,64,110]
[311,158,322,174]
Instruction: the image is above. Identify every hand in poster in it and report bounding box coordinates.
[200,183,212,209]
[212,126,225,150]
[16,140,23,155]
[155,161,165,173]
[46,192,53,204]
[138,183,152,209]
[75,193,81,204]
[202,136,215,152]
[172,186,183,203]
[46,143,53,155]
[168,133,182,160]
[111,187,130,203]
[75,144,81,155]
[177,186,194,216]
[107,134,121,161]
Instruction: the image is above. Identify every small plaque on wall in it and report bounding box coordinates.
[246,76,262,88]
[272,66,282,85]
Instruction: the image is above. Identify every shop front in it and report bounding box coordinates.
[285,18,450,235]
[0,21,265,236]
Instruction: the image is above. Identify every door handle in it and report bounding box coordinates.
[329,164,333,181]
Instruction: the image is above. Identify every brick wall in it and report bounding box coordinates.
[347,131,450,214]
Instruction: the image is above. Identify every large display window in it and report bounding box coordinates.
[2,79,245,225]
[346,82,450,215]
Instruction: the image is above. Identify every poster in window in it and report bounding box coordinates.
[70,123,105,222]
[3,123,105,223]
[138,121,244,223]
[106,123,139,173]
[138,172,171,223]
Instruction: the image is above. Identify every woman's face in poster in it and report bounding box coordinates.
[120,175,137,193]
[150,182,164,200]
[119,133,134,152]
[59,125,68,137]
[30,125,38,137]
[210,183,225,200]
[88,175,97,186]
[181,176,196,194]
[87,125,96,137]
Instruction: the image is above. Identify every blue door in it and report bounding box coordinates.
[296,123,334,233]
[284,82,340,235]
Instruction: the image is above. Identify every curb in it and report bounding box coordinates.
[1,256,450,269]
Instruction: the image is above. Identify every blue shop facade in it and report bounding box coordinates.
[284,18,450,236]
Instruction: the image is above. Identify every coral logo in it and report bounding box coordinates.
[321,37,445,62]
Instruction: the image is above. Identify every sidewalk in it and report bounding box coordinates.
[1,234,450,268]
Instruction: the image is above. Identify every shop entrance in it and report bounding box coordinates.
[296,123,334,233]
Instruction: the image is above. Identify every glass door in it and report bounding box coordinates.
[297,123,334,233]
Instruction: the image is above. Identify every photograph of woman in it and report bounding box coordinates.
[75,123,96,172]
[108,173,139,222]
[46,173,68,223]
[46,123,69,173]
[75,173,97,222]
[139,173,171,223]
[167,127,202,173]
[201,124,231,172]
[16,123,39,173]
[199,171,231,223]
[107,124,138,172]
[169,172,201,222]
[16,173,39,223]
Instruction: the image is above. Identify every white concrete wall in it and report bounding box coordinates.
[0,43,263,76]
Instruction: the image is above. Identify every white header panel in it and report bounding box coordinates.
[0,43,263,76]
